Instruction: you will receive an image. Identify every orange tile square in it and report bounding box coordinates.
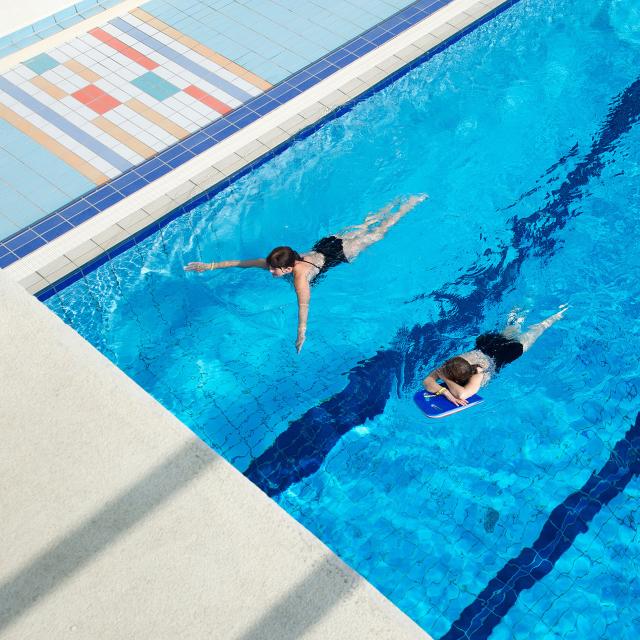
[72,85,120,115]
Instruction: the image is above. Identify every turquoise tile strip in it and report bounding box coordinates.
[23,52,59,74]
[131,71,181,101]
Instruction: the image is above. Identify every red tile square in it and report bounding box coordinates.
[72,84,120,114]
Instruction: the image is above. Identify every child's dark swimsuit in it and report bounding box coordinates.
[475,332,524,371]
[310,235,348,277]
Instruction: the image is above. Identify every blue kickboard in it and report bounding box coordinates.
[414,389,484,419]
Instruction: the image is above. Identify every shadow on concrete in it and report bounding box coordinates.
[0,439,217,632]
[233,555,358,640]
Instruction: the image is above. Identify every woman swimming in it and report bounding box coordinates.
[423,306,568,406]
[184,194,426,352]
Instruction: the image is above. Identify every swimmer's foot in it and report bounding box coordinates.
[518,304,568,351]
[381,194,428,229]
[406,193,428,206]
[541,304,569,328]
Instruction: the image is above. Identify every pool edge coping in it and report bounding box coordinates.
[3,0,514,296]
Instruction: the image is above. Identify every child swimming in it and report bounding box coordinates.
[184,194,427,352]
[423,306,568,406]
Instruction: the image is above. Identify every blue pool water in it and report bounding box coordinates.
[46,0,640,637]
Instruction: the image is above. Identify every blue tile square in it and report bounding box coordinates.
[387,22,411,36]
[365,25,391,40]
[141,165,172,182]
[85,185,117,206]
[267,82,298,101]
[400,6,424,22]
[246,94,274,111]
[228,111,260,128]
[188,139,216,155]
[41,221,73,241]
[115,176,147,196]
[347,41,376,57]
[225,107,254,125]
[369,32,392,46]
[325,48,350,65]
[136,157,165,177]
[211,126,238,142]
[314,64,338,81]
[67,205,99,226]
[14,236,46,257]
[59,199,98,221]
[202,119,238,138]
[305,59,336,77]
[251,99,279,116]
[181,131,209,150]
[32,214,64,235]
[288,71,314,88]
[332,51,359,68]
[294,76,319,92]
[166,151,195,168]
[158,144,190,163]
[110,171,140,191]
[92,191,123,211]
[5,229,37,251]
[0,252,18,268]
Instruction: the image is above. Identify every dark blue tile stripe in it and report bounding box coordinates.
[243,68,640,496]
[23,0,516,286]
[442,412,640,640]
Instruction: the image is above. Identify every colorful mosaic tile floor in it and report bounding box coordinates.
[0,0,413,242]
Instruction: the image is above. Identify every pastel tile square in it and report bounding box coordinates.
[24,52,60,74]
[72,84,121,114]
[131,71,181,101]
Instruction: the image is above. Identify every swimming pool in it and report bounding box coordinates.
[45,0,640,637]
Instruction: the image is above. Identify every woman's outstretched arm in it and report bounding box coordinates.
[293,272,311,353]
[184,258,267,272]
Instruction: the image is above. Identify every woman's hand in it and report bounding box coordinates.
[184,261,214,272]
[295,330,306,353]
[444,389,468,406]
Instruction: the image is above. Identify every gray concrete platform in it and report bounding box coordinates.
[0,269,431,640]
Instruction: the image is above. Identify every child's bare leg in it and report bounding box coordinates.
[518,305,568,352]
[340,194,427,261]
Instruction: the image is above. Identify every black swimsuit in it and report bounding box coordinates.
[475,332,524,371]
[310,235,348,277]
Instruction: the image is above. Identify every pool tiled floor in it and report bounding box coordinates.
[0,0,416,241]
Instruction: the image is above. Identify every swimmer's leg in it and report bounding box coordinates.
[338,201,398,236]
[340,194,427,261]
[517,305,568,352]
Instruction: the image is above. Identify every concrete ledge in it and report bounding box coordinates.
[2,0,510,294]
[0,269,430,639]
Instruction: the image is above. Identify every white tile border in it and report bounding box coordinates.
[3,0,511,294]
